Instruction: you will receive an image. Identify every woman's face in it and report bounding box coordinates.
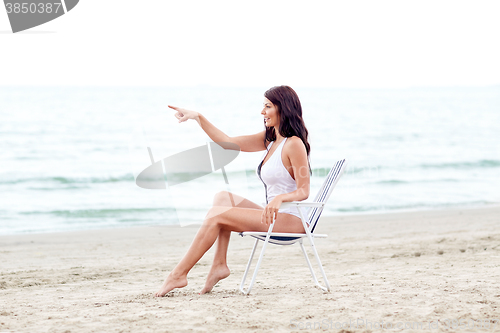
[261,98,279,128]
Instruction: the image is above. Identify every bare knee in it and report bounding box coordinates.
[212,191,232,207]
[204,207,225,226]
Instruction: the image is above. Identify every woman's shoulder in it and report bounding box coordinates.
[286,136,304,145]
[285,136,306,152]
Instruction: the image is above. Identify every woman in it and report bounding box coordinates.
[154,85,311,297]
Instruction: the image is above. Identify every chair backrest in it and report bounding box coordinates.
[308,159,348,233]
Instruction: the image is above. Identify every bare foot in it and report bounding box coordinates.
[200,265,230,294]
[154,272,188,297]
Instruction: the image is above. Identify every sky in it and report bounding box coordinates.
[1,0,499,88]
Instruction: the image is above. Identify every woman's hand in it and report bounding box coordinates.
[261,195,283,226]
[169,105,200,123]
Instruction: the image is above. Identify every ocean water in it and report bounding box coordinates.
[1,86,499,235]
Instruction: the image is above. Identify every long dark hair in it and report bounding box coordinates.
[264,85,311,172]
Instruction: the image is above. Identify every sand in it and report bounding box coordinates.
[1,205,500,332]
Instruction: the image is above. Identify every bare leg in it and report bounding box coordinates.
[154,200,304,297]
[154,216,222,297]
[156,192,241,297]
[199,229,231,294]
[201,192,263,294]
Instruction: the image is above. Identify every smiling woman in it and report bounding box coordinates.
[154,85,312,296]
[262,100,278,127]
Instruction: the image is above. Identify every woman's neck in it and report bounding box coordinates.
[275,133,285,143]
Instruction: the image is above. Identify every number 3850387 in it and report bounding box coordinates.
[5,3,62,14]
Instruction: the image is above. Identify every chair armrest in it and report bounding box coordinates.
[280,201,325,209]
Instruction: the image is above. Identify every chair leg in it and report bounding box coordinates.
[239,238,259,294]
[240,238,271,295]
[240,223,275,295]
[299,241,323,290]
[296,207,331,292]
[300,239,330,292]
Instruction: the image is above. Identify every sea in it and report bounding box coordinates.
[1,85,499,235]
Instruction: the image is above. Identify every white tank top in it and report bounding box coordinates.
[256,137,306,219]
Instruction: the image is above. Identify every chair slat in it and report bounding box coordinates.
[309,159,347,232]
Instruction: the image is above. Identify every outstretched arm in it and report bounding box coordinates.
[169,105,267,152]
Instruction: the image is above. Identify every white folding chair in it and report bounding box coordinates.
[239,159,348,295]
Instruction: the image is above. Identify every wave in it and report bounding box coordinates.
[374,178,459,185]
[19,207,178,219]
[375,180,408,184]
[312,160,500,179]
[420,159,500,169]
[2,159,497,187]
[311,166,380,176]
[333,200,493,213]
[1,174,135,185]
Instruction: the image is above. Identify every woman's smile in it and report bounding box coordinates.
[262,97,279,127]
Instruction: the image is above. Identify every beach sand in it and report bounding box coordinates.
[1,206,499,332]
